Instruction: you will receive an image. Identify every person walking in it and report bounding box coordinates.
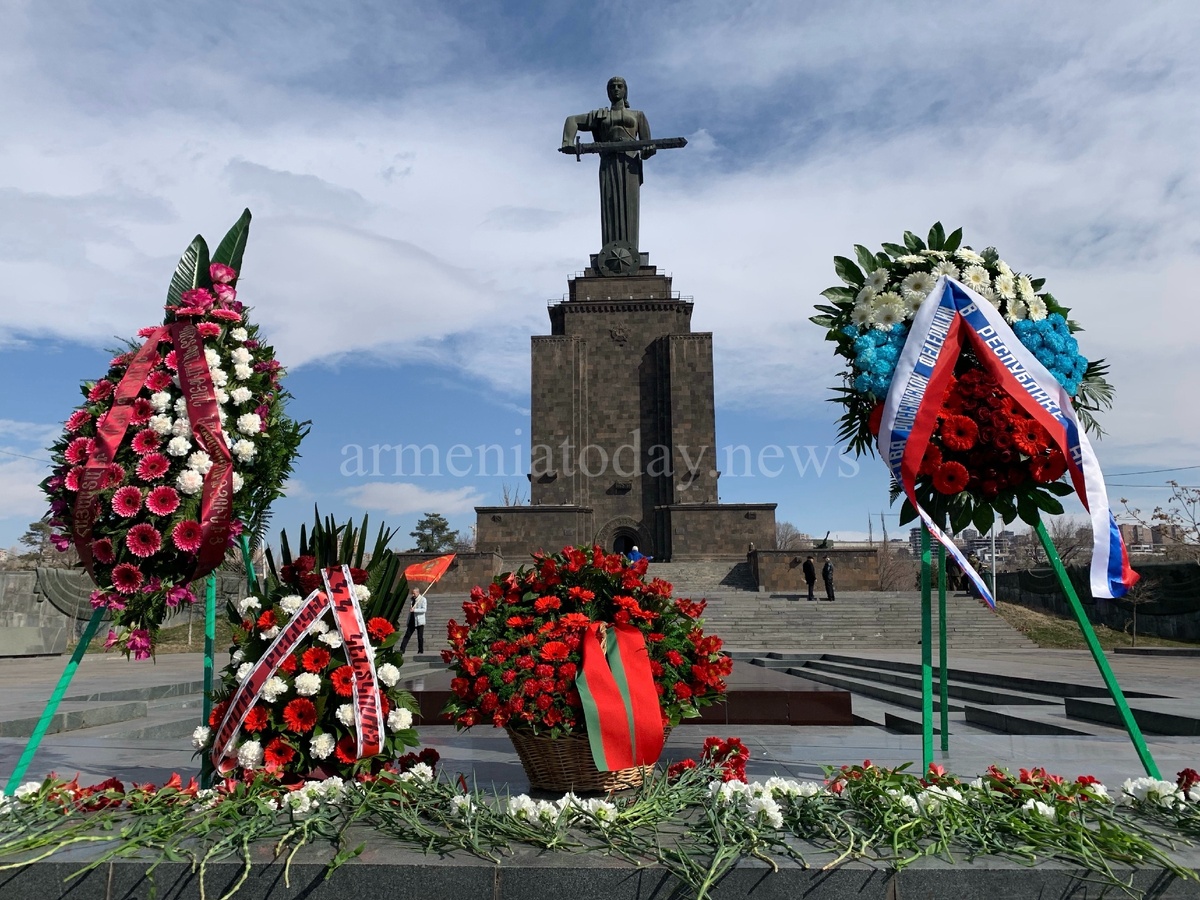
[821,556,836,602]
[399,588,427,655]
[802,555,817,601]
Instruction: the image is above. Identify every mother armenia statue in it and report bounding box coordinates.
[561,77,686,275]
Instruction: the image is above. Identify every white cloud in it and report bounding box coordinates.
[0,455,51,525]
[0,420,60,446]
[342,482,485,517]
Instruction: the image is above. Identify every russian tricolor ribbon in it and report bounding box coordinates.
[72,322,232,584]
[575,623,663,771]
[211,565,384,772]
[879,276,1138,605]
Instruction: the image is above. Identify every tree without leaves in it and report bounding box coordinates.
[410,512,459,553]
[775,521,808,550]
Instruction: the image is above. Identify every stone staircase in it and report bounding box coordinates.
[647,559,757,594]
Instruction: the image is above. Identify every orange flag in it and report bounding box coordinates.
[404,554,455,584]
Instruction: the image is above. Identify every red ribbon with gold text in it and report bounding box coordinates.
[211,565,383,772]
[71,321,233,584]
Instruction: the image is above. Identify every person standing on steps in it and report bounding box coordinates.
[821,556,836,602]
[400,587,427,655]
[803,555,817,601]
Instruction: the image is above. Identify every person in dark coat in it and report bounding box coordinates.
[821,556,836,602]
[802,556,817,601]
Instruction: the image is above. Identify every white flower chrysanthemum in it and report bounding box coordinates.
[149,391,172,413]
[855,285,877,304]
[874,301,905,330]
[896,254,925,266]
[920,248,946,258]
[237,740,264,769]
[1021,798,1057,821]
[1026,295,1048,320]
[748,794,784,829]
[231,327,249,342]
[901,271,937,296]
[387,707,413,730]
[233,472,245,493]
[171,416,191,437]
[232,439,256,462]
[234,363,254,381]
[378,663,401,688]
[294,672,322,696]
[260,676,287,704]
[336,704,356,727]
[204,348,221,368]
[850,301,875,327]
[187,450,212,474]
[961,265,990,290]
[166,435,191,457]
[261,626,280,640]
[994,272,1016,299]
[176,469,204,496]
[174,397,189,416]
[977,286,1000,307]
[1017,275,1035,300]
[956,248,984,265]
[236,662,254,682]
[932,260,959,280]
[209,368,228,388]
[319,631,343,649]
[866,268,890,290]
[230,386,253,405]
[352,584,371,603]
[279,594,304,616]
[149,414,173,436]
[192,725,211,750]
[1007,299,1028,322]
[236,413,262,435]
[236,595,261,616]
[310,733,336,759]
[904,291,925,316]
[996,259,1013,277]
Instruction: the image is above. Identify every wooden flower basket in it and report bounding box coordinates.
[506,727,669,793]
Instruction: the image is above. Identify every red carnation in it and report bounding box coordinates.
[933,461,970,495]
[330,665,355,697]
[940,415,979,452]
[282,698,317,733]
[302,647,330,672]
[367,617,394,641]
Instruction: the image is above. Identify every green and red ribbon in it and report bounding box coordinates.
[575,623,664,771]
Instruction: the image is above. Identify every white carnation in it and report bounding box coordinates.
[279,594,304,616]
[231,648,245,663]
[377,663,400,688]
[260,626,280,640]
[236,662,254,681]
[171,417,191,437]
[231,347,253,365]
[260,676,287,703]
[232,439,256,463]
[748,794,784,829]
[14,782,42,800]
[149,414,173,435]
[230,386,253,405]
[236,595,261,616]
[336,704,356,726]
[231,327,249,342]
[387,707,413,730]
[237,413,262,435]
[310,619,329,635]
[187,450,212,474]
[310,733,336,760]
[237,740,264,769]
[174,397,189,416]
[150,391,173,412]
[192,725,211,750]
[319,631,343,649]
[233,472,245,493]
[214,388,229,405]
[204,348,221,368]
[1021,798,1057,821]
[234,363,254,381]
[352,583,371,603]
[294,672,322,696]
[209,368,228,388]
[176,468,204,496]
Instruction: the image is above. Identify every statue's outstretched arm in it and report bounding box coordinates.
[638,111,655,159]
[562,113,593,148]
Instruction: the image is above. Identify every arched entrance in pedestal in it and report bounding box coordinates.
[597,517,653,559]
[612,530,638,555]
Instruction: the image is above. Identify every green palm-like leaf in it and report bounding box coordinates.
[165,236,211,307]
[211,208,252,278]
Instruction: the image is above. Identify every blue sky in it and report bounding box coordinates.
[2,1,1199,552]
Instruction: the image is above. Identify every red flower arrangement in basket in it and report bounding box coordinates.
[441,545,731,737]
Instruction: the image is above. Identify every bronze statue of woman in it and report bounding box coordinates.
[561,76,655,254]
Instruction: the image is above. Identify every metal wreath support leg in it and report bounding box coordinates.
[920,526,933,770]
[938,544,949,753]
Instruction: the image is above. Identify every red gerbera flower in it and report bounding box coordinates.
[367,617,394,641]
[66,410,91,433]
[1029,451,1068,483]
[919,444,943,477]
[263,738,295,772]
[171,519,203,552]
[64,437,94,464]
[197,321,221,338]
[533,596,561,614]
[131,429,160,455]
[111,486,143,517]
[125,523,162,558]
[330,665,355,697]
[243,706,270,733]
[102,462,126,488]
[1013,420,1051,456]
[92,538,115,564]
[88,380,114,402]
[136,453,170,481]
[540,641,569,662]
[932,461,970,495]
[130,397,154,425]
[282,698,317,733]
[302,647,330,673]
[256,609,276,631]
[279,654,298,675]
[145,370,172,391]
[110,563,143,594]
[334,735,358,764]
[940,415,979,452]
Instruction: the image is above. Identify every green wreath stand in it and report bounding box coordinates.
[3,535,258,795]
[917,518,1160,778]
